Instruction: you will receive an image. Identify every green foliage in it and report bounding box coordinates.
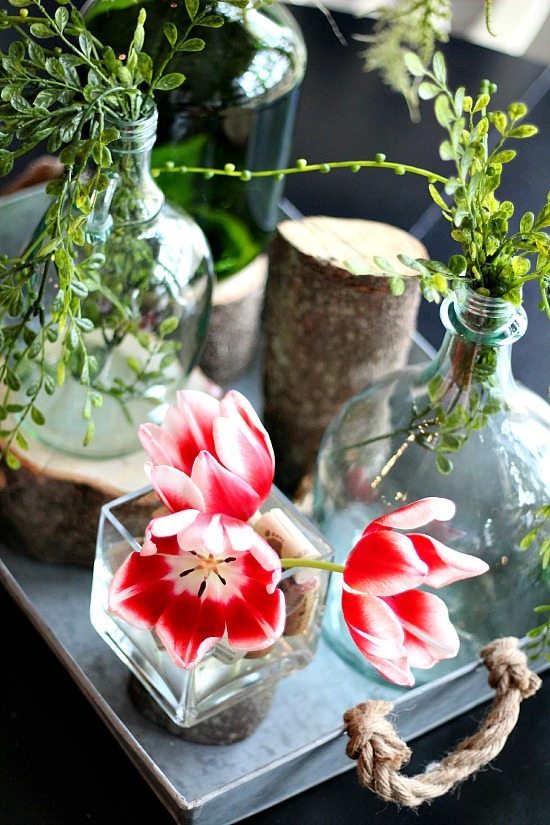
[526,604,550,663]
[0,0,241,458]
[521,505,550,569]
[370,54,550,318]
[355,0,453,119]
[524,505,550,662]
[356,1,496,120]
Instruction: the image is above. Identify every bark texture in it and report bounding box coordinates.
[199,253,268,386]
[0,443,156,567]
[262,217,427,496]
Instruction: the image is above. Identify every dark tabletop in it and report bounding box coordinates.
[1,5,549,825]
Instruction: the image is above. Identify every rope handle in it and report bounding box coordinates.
[343,637,542,808]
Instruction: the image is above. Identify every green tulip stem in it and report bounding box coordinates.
[280,557,345,574]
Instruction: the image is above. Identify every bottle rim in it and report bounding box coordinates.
[441,286,528,345]
[106,106,158,153]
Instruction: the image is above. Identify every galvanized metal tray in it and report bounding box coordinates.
[1,185,547,824]
[4,545,547,825]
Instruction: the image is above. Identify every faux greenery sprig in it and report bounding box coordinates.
[0,0,244,466]
[355,0,453,118]
[153,51,549,481]
[354,0,495,118]
[153,51,550,315]
[521,504,550,662]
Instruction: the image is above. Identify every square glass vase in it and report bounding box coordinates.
[90,485,333,736]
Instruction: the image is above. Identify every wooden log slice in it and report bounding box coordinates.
[199,253,268,387]
[262,216,428,496]
[0,368,219,567]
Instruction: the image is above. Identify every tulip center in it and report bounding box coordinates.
[179,552,237,598]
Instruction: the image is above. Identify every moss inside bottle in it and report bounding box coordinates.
[83,0,307,280]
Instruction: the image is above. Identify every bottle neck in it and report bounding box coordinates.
[429,288,527,394]
[105,109,164,226]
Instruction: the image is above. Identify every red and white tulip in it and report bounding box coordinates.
[109,509,285,669]
[341,497,489,686]
[138,389,275,521]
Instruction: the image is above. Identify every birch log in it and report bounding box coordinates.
[262,216,428,496]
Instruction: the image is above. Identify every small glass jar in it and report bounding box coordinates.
[90,484,333,741]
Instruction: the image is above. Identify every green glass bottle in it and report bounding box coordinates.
[83,1,307,281]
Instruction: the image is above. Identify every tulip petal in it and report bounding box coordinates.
[341,590,414,686]
[191,451,260,520]
[169,391,221,468]
[344,530,428,596]
[410,533,489,588]
[214,416,274,503]
[145,509,201,555]
[147,463,205,513]
[225,582,285,649]
[387,590,460,668]
[215,391,274,500]
[138,422,181,468]
[149,508,201,539]
[357,646,415,687]
[108,552,179,629]
[341,590,406,657]
[363,497,456,536]
[223,523,282,590]
[155,591,225,669]
[220,390,275,467]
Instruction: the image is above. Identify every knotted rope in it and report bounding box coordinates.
[343,637,542,808]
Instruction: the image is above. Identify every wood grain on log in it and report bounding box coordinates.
[262,216,427,496]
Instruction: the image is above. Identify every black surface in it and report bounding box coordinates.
[1,6,549,825]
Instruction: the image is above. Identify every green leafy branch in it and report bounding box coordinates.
[354,0,497,119]
[153,51,549,318]
[149,51,545,480]
[522,504,550,662]
[404,51,550,312]
[0,0,231,463]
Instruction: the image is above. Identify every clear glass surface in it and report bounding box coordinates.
[313,290,550,684]
[22,110,214,458]
[90,485,333,729]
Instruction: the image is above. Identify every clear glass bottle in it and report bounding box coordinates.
[90,484,333,741]
[83,0,307,280]
[24,109,213,458]
[313,288,550,683]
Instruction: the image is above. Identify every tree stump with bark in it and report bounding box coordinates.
[262,216,428,496]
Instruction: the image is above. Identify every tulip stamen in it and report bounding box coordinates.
[179,567,196,577]
[197,580,207,598]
